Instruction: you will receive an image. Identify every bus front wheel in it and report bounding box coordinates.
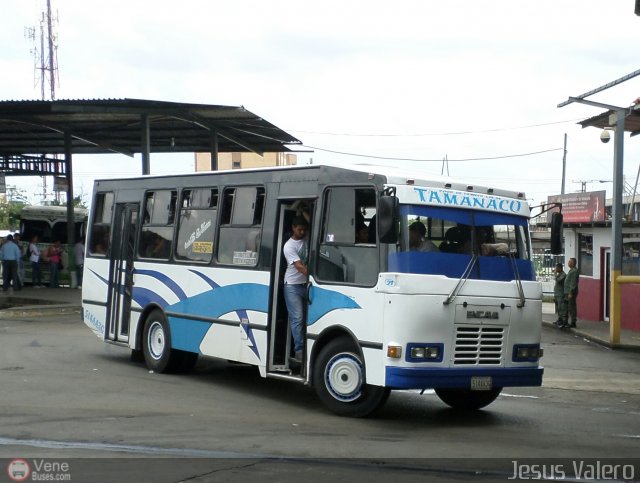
[142,309,197,373]
[435,387,502,410]
[313,337,390,417]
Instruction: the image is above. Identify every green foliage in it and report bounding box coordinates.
[0,198,28,231]
[48,195,88,208]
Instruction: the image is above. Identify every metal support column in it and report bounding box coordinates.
[141,114,151,175]
[64,132,75,246]
[210,128,219,171]
[609,109,626,345]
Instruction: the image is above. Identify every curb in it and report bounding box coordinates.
[542,320,640,352]
[0,304,81,318]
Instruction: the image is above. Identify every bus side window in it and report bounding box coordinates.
[175,188,218,263]
[138,190,177,261]
[316,187,378,286]
[217,187,264,267]
[89,192,114,256]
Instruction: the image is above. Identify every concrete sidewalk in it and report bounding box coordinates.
[0,285,81,317]
[542,302,640,351]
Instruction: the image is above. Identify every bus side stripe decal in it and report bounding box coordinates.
[307,286,361,326]
[132,287,170,308]
[188,269,221,289]
[89,269,170,307]
[134,269,187,300]
[167,283,269,318]
[168,317,211,353]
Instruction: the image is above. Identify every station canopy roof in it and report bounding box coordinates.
[578,103,640,136]
[0,98,302,157]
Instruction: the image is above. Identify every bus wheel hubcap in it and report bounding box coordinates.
[148,321,165,360]
[325,353,363,402]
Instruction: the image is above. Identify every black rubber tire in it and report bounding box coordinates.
[435,387,502,410]
[313,337,390,417]
[142,309,196,373]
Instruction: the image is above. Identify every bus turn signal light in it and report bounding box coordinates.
[387,345,402,358]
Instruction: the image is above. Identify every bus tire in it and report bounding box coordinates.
[142,309,184,373]
[435,387,502,410]
[313,337,390,417]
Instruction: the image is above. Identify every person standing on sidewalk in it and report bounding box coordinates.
[563,257,580,328]
[46,240,63,288]
[13,233,25,287]
[553,262,567,326]
[0,234,23,292]
[28,235,43,287]
[74,237,85,289]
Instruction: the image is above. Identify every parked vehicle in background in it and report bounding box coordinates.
[19,205,87,286]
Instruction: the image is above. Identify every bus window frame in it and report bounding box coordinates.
[216,185,266,268]
[137,189,177,262]
[314,184,379,288]
[174,187,219,265]
[88,191,114,257]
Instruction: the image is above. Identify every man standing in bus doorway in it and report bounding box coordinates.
[283,215,309,366]
[0,234,23,292]
[553,263,567,326]
[562,258,580,328]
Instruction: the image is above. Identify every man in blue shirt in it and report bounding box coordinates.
[0,234,23,291]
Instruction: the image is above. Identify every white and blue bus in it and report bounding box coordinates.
[82,165,558,417]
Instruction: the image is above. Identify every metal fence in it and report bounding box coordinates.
[532,253,565,281]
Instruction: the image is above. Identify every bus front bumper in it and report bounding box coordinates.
[385,366,543,390]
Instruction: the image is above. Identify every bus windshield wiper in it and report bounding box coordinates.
[443,255,478,306]
[509,253,526,308]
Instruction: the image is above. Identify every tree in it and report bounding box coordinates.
[48,193,88,208]
[0,186,30,231]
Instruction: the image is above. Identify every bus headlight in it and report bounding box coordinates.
[407,343,443,362]
[513,344,543,362]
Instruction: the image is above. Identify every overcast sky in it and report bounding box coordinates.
[2,0,639,207]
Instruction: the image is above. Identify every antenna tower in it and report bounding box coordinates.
[25,0,60,203]
[26,0,59,101]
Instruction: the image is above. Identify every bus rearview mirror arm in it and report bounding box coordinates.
[378,194,399,244]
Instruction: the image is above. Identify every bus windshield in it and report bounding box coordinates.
[388,204,534,281]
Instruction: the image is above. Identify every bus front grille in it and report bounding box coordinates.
[453,326,504,365]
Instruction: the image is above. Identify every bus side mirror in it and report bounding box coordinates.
[378,195,399,244]
[550,212,563,255]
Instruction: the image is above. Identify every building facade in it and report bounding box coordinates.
[195,152,297,171]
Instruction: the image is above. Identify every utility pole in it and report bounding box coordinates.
[558,68,640,346]
[561,133,567,194]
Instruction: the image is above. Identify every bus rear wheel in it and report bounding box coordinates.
[313,337,390,417]
[142,309,197,373]
[435,387,502,410]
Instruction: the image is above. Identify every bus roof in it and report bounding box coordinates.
[21,205,88,221]
[93,163,526,202]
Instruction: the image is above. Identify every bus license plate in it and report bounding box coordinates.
[470,377,492,391]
